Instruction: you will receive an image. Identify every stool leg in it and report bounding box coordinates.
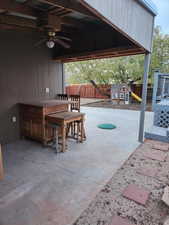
[76,122,80,143]
[74,122,76,138]
[61,125,66,152]
[81,119,84,143]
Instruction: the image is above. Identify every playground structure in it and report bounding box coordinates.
[110,84,130,104]
[145,72,169,142]
[90,80,142,104]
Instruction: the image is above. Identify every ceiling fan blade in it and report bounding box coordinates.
[54,39,71,49]
[55,36,72,42]
[34,38,47,47]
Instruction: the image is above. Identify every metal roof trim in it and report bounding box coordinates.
[138,0,158,16]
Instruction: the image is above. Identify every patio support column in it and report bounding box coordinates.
[62,63,65,94]
[138,53,151,143]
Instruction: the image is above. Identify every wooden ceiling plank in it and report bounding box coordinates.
[61,17,83,28]
[56,11,72,17]
[49,8,71,16]
[37,0,94,17]
[0,14,37,29]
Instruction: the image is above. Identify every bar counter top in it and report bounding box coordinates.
[20,99,72,107]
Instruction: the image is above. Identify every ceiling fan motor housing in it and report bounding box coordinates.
[38,14,61,32]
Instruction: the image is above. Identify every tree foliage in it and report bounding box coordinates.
[65,26,169,85]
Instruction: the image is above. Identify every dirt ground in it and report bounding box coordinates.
[73,140,169,225]
[84,100,152,112]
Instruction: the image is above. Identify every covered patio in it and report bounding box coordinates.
[0,107,153,225]
[0,0,157,224]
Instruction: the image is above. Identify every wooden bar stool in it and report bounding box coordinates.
[56,94,68,101]
[69,95,86,140]
[69,94,80,112]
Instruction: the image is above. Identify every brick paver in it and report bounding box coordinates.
[144,150,167,162]
[152,143,169,152]
[137,167,158,178]
[122,184,150,206]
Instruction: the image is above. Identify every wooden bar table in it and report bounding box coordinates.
[46,112,85,152]
[20,100,73,145]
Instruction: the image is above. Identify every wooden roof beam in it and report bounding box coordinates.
[38,0,94,17]
[50,8,72,17]
[0,0,37,18]
[54,46,145,62]
[0,14,37,29]
[0,14,82,32]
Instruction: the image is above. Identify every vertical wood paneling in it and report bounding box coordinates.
[84,0,154,51]
[0,145,3,180]
[0,30,63,143]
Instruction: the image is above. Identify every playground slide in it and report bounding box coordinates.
[131,92,142,102]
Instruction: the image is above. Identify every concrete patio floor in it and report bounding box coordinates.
[0,107,153,225]
[80,98,104,105]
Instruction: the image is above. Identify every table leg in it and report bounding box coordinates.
[55,128,59,153]
[61,124,66,152]
[42,121,47,146]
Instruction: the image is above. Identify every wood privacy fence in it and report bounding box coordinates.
[66,84,111,99]
[66,84,153,101]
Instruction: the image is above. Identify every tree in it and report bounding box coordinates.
[65,26,169,85]
[150,26,169,79]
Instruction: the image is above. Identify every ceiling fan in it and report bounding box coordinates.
[35,14,72,49]
[35,30,72,49]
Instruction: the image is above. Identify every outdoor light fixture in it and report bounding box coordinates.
[46,40,55,49]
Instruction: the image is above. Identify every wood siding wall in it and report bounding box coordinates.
[0,30,63,144]
[0,145,3,180]
[83,0,154,52]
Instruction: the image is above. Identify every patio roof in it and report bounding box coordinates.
[0,0,157,143]
[0,0,157,62]
[54,0,157,62]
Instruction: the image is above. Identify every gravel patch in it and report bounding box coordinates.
[73,140,169,225]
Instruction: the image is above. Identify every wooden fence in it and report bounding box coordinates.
[66,84,153,102]
[66,84,111,99]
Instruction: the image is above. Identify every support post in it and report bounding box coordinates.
[138,53,151,143]
[61,63,65,94]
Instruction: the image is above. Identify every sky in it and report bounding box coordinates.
[152,0,169,34]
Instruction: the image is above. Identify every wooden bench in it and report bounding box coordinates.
[0,145,4,180]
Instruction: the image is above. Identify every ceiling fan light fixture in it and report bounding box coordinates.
[46,40,55,49]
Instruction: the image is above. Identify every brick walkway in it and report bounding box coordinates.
[74,140,169,225]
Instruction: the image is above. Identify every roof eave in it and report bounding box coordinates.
[138,0,158,16]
